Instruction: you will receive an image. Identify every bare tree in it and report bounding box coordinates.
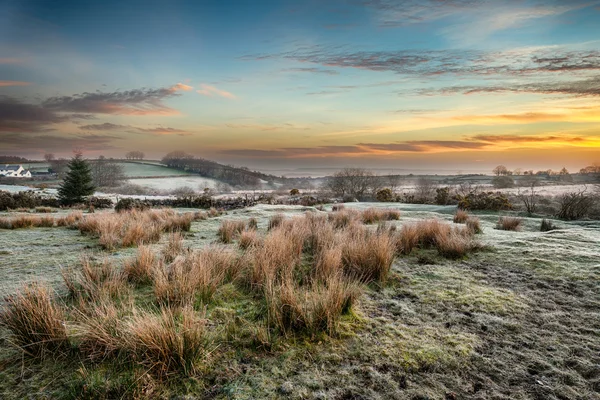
[125,151,145,160]
[45,153,69,177]
[325,168,375,199]
[556,187,596,220]
[493,165,508,176]
[517,176,540,215]
[92,156,126,187]
[414,177,436,203]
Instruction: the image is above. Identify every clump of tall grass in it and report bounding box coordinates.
[331,204,345,212]
[496,216,522,231]
[540,218,557,232]
[61,257,127,301]
[0,215,56,229]
[123,306,207,377]
[74,300,125,361]
[239,229,261,250]
[247,217,258,230]
[340,227,396,283]
[123,245,157,284]
[453,210,469,223]
[35,206,55,213]
[396,219,479,259]
[265,274,362,336]
[0,283,69,357]
[268,213,284,230]
[162,232,185,263]
[466,217,482,234]
[56,211,83,227]
[217,220,246,243]
[361,207,400,224]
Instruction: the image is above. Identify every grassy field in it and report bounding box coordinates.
[0,204,598,399]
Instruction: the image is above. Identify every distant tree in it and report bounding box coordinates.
[0,155,28,163]
[325,168,374,199]
[45,153,69,177]
[558,167,573,183]
[125,151,145,160]
[58,153,96,205]
[414,177,436,203]
[492,175,514,189]
[92,156,126,187]
[289,188,300,196]
[517,176,540,215]
[493,165,508,176]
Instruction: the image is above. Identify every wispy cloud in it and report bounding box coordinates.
[43,83,189,115]
[281,67,340,75]
[80,122,190,136]
[0,81,32,87]
[220,134,598,158]
[196,84,236,99]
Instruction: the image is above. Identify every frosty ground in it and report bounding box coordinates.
[0,203,599,399]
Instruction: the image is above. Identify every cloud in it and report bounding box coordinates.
[0,96,69,133]
[172,82,193,91]
[196,84,236,99]
[80,122,190,136]
[220,134,597,158]
[363,0,596,42]
[80,122,129,131]
[43,83,189,115]
[0,132,120,152]
[0,58,24,64]
[282,67,340,75]
[0,81,32,87]
[134,127,190,136]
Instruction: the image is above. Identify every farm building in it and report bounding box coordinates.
[0,165,32,178]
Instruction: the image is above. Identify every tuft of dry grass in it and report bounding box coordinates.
[247,217,258,230]
[0,215,56,229]
[207,207,222,218]
[268,213,284,230]
[466,217,482,234]
[496,216,522,231]
[35,206,55,213]
[540,218,557,232]
[434,227,480,259]
[217,220,246,243]
[265,273,362,336]
[62,257,127,301]
[239,229,261,250]
[0,283,69,357]
[340,227,396,283]
[124,245,157,284]
[361,207,401,224]
[453,209,469,223]
[123,306,207,377]
[56,211,83,227]
[163,232,185,263]
[331,204,345,212]
[74,299,124,361]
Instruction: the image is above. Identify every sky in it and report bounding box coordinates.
[1,0,600,175]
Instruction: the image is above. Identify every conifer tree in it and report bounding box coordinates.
[58,153,96,205]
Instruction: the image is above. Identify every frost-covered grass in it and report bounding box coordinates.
[128,176,220,191]
[0,203,599,399]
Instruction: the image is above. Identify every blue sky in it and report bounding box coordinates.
[1,0,600,173]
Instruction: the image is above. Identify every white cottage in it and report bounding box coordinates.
[0,165,32,178]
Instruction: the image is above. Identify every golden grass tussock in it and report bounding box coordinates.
[56,211,83,227]
[466,217,483,234]
[0,214,57,229]
[453,209,469,223]
[0,282,69,357]
[35,206,55,213]
[123,305,207,377]
[496,216,522,231]
[73,299,125,361]
[267,213,284,230]
[77,209,193,250]
[238,229,261,250]
[340,227,396,284]
[217,219,246,243]
[265,273,362,336]
[361,207,401,224]
[331,204,345,211]
[396,219,480,259]
[62,257,127,301]
[123,245,157,284]
[162,231,186,263]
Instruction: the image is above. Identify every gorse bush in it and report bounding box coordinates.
[540,218,557,232]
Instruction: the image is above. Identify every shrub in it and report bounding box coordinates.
[496,216,522,231]
[453,210,469,223]
[376,188,394,202]
[492,175,515,189]
[115,198,149,213]
[217,220,246,243]
[540,218,557,232]
[435,187,452,205]
[556,190,596,220]
[331,204,345,212]
[0,283,69,357]
[289,188,300,196]
[458,192,512,211]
